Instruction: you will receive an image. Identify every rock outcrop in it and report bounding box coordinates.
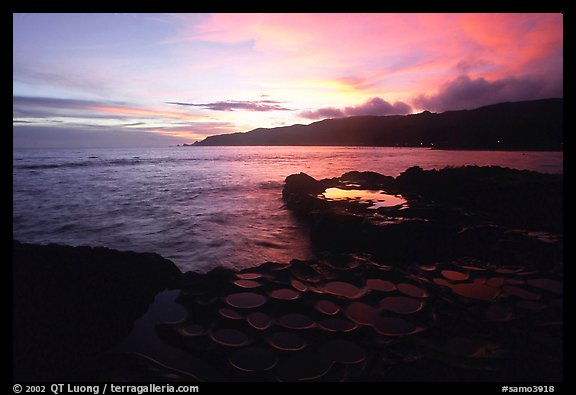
[282,166,563,269]
[13,241,182,380]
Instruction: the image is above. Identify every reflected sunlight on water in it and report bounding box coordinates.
[13,147,562,272]
[321,187,407,208]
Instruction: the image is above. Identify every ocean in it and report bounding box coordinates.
[13,146,563,273]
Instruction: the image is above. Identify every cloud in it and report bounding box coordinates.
[13,95,202,122]
[13,96,120,110]
[12,119,236,148]
[167,100,292,112]
[12,125,189,149]
[13,95,229,146]
[142,121,236,138]
[412,74,563,112]
[345,97,413,116]
[13,96,130,119]
[300,107,345,119]
[301,97,413,119]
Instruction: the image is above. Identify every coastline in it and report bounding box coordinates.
[180,143,564,152]
[13,165,563,381]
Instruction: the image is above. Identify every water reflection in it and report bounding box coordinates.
[13,146,562,272]
[321,187,407,208]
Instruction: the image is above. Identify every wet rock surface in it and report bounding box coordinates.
[13,247,562,381]
[282,166,563,269]
[151,258,562,381]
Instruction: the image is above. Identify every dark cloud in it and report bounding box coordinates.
[120,122,146,127]
[12,125,188,149]
[301,97,412,120]
[12,96,132,119]
[167,100,292,112]
[412,74,563,112]
[13,96,117,109]
[345,97,412,116]
[300,107,345,119]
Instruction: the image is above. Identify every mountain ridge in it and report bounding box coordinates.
[192,98,563,150]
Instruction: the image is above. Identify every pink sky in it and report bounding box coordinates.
[13,13,563,147]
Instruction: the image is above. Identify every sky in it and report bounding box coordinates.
[13,13,563,148]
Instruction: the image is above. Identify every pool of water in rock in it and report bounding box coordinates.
[321,188,408,209]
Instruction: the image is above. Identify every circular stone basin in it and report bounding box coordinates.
[366,279,396,292]
[275,353,333,381]
[486,277,505,287]
[290,262,322,283]
[345,302,377,325]
[315,300,340,315]
[418,265,437,272]
[319,339,366,364]
[209,329,249,347]
[235,272,263,280]
[218,308,243,320]
[397,283,429,298]
[461,265,487,271]
[373,316,419,336]
[246,312,272,330]
[517,270,538,277]
[259,262,290,273]
[527,278,563,295]
[485,304,515,322]
[229,347,278,372]
[441,270,470,282]
[278,313,315,330]
[318,318,358,332]
[380,296,423,315]
[495,267,522,274]
[233,279,262,289]
[267,331,307,351]
[502,285,541,301]
[178,323,207,337]
[452,283,499,301]
[291,279,308,292]
[323,281,363,299]
[269,288,301,300]
[433,278,452,287]
[225,292,267,309]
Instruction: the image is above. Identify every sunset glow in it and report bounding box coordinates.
[13,13,563,147]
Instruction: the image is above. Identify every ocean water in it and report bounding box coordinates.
[12,146,563,272]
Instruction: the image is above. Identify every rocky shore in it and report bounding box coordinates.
[12,241,182,380]
[13,166,563,381]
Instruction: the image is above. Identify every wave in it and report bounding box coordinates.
[13,155,255,171]
[257,180,284,190]
[15,158,145,170]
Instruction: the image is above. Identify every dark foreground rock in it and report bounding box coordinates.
[395,166,563,233]
[283,166,563,269]
[13,242,563,382]
[149,257,563,381]
[13,241,182,380]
